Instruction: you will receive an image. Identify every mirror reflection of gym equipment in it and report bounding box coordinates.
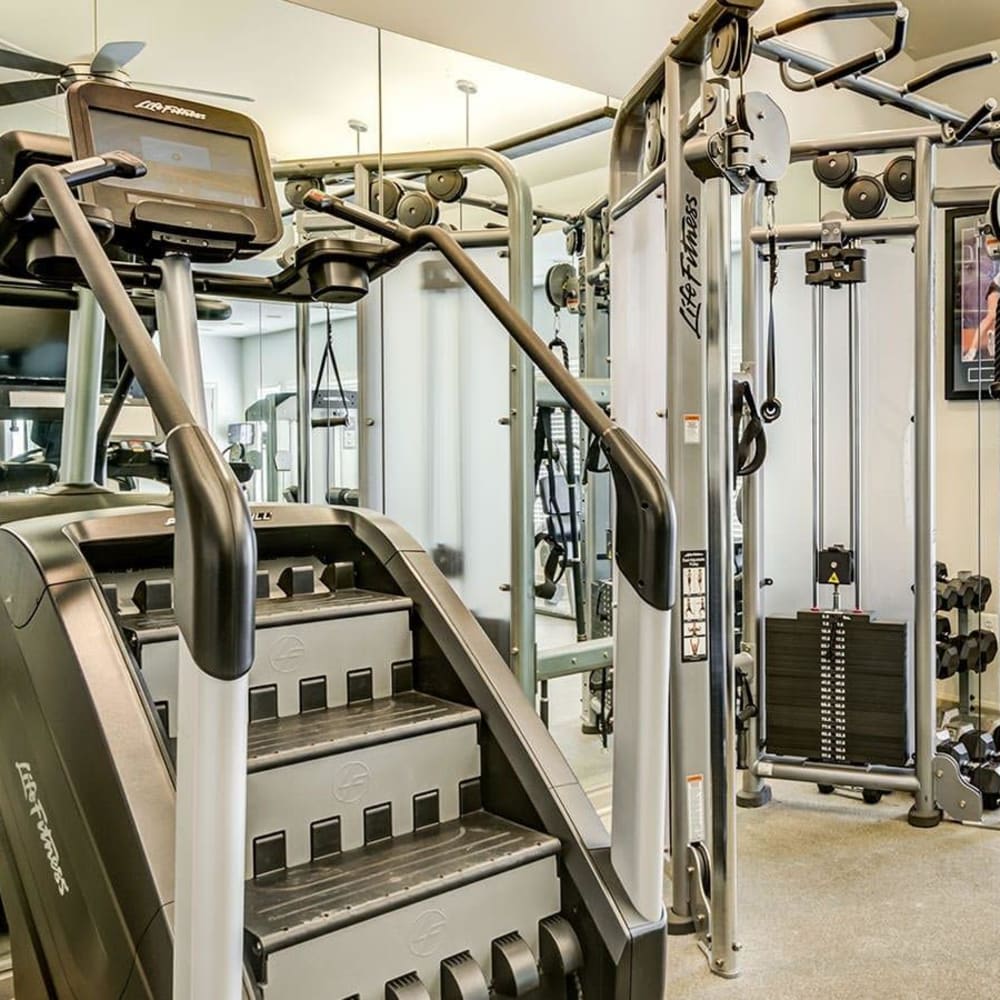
[0,1,999,998]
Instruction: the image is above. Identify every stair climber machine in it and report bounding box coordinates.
[0,83,677,999]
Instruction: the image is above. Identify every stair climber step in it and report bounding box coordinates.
[133,587,414,738]
[245,693,482,877]
[244,812,562,999]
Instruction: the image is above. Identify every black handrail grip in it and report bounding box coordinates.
[813,47,888,89]
[903,52,999,95]
[949,99,999,146]
[0,162,256,681]
[756,2,903,42]
[304,189,678,611]
[760,2,907,92]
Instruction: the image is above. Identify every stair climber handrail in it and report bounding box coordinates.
[303,189,677,613]
[0,157,256,683]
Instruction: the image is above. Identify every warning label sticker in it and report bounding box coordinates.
[681,550,708,662]
[686,774,706,844]
[683,414,702,445]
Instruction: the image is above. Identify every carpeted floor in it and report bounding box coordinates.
[541,652,1000,1000]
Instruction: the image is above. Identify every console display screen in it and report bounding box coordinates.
[88,108,264,209]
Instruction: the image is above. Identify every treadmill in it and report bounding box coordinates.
[0,82,676,999]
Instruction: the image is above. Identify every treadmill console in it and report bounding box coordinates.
[65,82,283,262]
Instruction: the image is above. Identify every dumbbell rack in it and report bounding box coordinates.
[942,605,999,734]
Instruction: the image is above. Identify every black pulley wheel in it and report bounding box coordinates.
[425,168,467,203]
[817,784,835,795]
[711,16,752,77]
[545,263,578,311]
[884,156,915,203]
[813,152,857,189]
[396,190,440,227]
[370,177,403,219]
[862,789,884,805]
[284,177,323,210]
[843,174,888,220]
[989,185,1000,240]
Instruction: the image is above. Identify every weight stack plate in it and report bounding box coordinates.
[591,580,613,639]
[764,611,910,767]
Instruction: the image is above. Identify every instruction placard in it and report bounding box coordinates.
[681,550,708,662]
[686,774,706,844]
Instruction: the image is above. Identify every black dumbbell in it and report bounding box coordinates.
[937,579,961,612]
[960,729,997,761]
[937,639,961,679]
[962,574,993,612]
[961,630,999,674]
[953,575,977,610]
[937,561,950,582]
[937,615,952,639]
[970,761,1000,810]
[938,739,972,770]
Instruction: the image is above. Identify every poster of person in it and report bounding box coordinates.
[946,207,1000,400]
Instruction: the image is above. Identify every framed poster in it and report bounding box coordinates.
[945,206,1000,400]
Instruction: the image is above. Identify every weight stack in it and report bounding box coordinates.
[591,580,613,639]
[764,611,910,767]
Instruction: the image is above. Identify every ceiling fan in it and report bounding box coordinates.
[0,39,254,107]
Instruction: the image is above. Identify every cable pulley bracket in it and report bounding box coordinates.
[683,87,789,191]
[805,244,867,288]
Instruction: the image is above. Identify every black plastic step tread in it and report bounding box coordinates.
[247,692,480,773]
[121,587,411,639]
[244,812,559,954]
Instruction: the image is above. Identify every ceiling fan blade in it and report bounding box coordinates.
[0,45,66,77]
[91,40,145,74]
[0,77,62,107]
[131,80,254,103]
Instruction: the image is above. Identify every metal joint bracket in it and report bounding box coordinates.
[933,753,983,823]
[820,219,844,247]
[687,843,712,946]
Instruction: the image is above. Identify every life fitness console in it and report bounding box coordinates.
[65,81,283,263]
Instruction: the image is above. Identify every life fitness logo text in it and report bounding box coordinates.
[134,99,207,121]
[15,762,70,897]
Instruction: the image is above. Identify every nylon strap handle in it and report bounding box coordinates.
[761,184,783,423]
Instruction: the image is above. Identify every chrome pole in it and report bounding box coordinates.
[59,288,105,484]
[295,302,312,503]
[354,164,384,511]
[812,281,825,608]
[156,255,208,428]
[738,185,771,809]
[156,252,250,1000]
[704,166,739,980]
[909,136,942,828]
[848,283,862,610]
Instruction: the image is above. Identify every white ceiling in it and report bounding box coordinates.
[295,0,1000,97]
[0,0,607,160]
[288,0,681,97]
[867,0,1000,60]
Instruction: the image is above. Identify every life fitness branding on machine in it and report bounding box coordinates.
[133,99,207,121]
[14,761,70,897]
[678,193,702,338]
[163,510,273,527]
